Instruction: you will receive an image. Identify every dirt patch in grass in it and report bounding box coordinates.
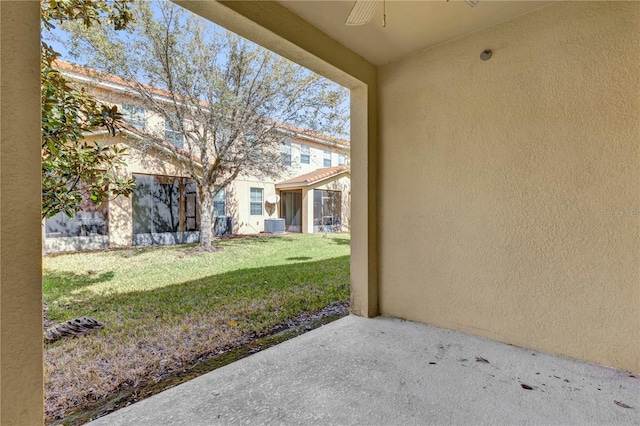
[49,301,349,426]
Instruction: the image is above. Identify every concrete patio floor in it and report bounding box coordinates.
[89,315,639,425]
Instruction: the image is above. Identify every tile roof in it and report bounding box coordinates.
[277,122,350,147]
[277,166,349,187]
[53,60,193,103]
[54,60,350,147]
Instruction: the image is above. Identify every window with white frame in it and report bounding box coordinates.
[323,150,332,167]
[250,188,263,215]
[281,141,292,166]
[300,144,310,164]
[165,115,184,149]
[122,104,145,130]
[338,153,346,166]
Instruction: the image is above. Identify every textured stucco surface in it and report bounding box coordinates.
[0,2,44,424]
[378,1,640,372]
[89,316,640,426]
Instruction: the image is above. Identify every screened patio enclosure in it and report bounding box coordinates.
[132,173,229,245]
[281,190,302,232]
[313,189,341,233]
[279,189,343,234]
[43,196,110,253]
[275,166,350,234]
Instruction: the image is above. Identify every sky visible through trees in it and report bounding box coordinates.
[42,1,350,137]
[45,0,350,249]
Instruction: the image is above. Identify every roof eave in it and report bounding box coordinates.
[275,170,350,189]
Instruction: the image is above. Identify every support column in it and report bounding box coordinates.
[301,187,314,234]
[0,1,44,424]
[349,85,379,317]
[179,180,185,232]
[109,170,134,247]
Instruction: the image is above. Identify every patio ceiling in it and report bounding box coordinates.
[278,0,552,66]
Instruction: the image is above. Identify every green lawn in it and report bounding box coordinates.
[43,233,350,423]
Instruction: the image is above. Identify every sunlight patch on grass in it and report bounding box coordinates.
[43,233,350,422]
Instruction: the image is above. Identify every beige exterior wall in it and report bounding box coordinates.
[378,1,640,372]
[45,133,194,249]
[301,187,314,234]
[0,2,44,424]
[108,135,192,247]
[283,137,348,178]
[229,179,280,234]
[45,131,349,250]
[108,134,347,239]
[68,83,350,241]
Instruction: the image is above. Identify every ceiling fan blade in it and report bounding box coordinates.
[345,0,379,26]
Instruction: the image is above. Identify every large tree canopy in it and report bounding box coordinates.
[41,0,135,219]
[64,0,349,249]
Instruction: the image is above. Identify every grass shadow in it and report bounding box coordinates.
[43,270,115,296]
[218,235,295,245]
[43,270,117,313]
[111,245,185,258]
[47,256,349,332]
[329,237,350,246]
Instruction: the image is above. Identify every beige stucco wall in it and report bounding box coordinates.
[79,134,194,247]
[0,2,44,424]
[301,187,314,234]
[47,131,349,246]
[81,98,348,241]
[378,1,640,372]
[229,179,279,234]
[286,137,348,173]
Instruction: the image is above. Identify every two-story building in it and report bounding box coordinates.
[43,61,350,253]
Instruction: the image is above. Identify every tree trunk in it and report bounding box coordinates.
[199,190,214,250]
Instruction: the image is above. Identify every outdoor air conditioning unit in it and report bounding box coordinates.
[264,218,285,234]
